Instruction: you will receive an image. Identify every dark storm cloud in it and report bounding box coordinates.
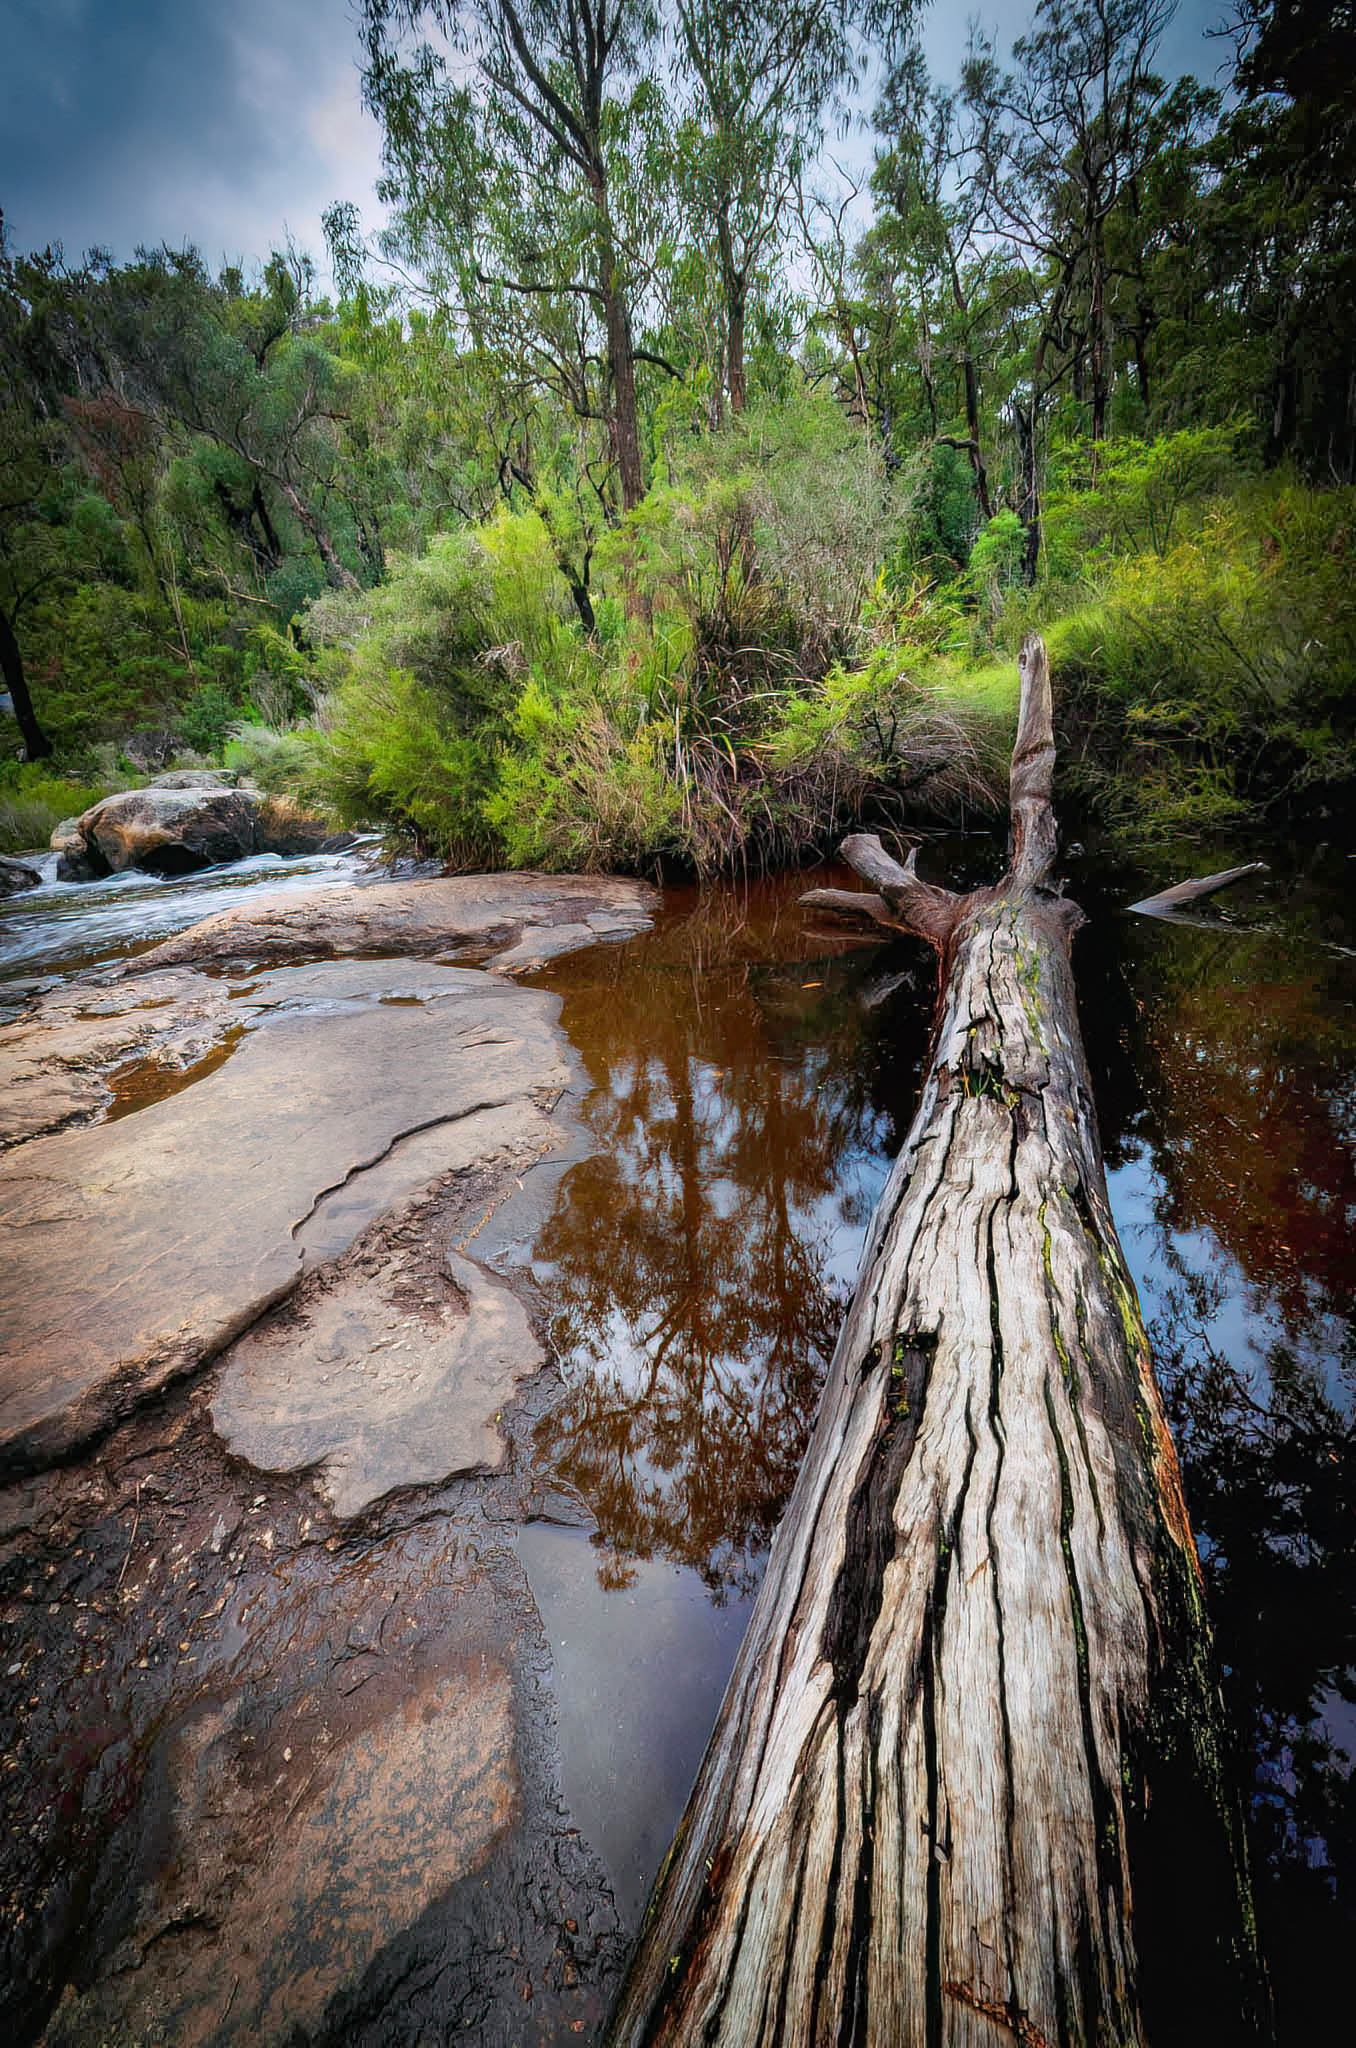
[0,0,1234,272]
[0,0,385,266]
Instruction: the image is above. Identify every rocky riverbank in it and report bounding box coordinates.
[0,870,655,2045]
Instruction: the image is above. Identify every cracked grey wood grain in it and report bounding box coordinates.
[605,637,1268,2048]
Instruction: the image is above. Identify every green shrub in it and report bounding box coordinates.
[175,679,244,754]
[0,766,120,853]
[306,522,553,860]
[966,512,1026,606]
[1043,425,1249,573]
[894,442,982,581]
[222,722,324,794]
[0,796,66,855]
[310,401,1024,871]
[486,677,681,871]
[767,635,1011,841]
[16,583,245,753]
[1044,477,1356,834]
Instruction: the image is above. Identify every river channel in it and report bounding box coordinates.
[2,831,1352,2042]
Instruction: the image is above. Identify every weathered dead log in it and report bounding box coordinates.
[1128,862,1268,919]
[606,638,1267,2047]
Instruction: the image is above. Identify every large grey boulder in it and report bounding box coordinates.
[58,786,258,878]
[53,784,333,879]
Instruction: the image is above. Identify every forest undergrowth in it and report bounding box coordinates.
[4,0,1354,872]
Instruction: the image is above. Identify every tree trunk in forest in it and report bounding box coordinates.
[716,206,748,416]
[0,604,53,761]
[279,483,359,592]
[606,637,1268,2048]
[960,355,994,523]
[727,284,747,416]
[1090,225,1110,447]
[593,187,645,514]
[603,275,645,514]
[1014,402,1042,586]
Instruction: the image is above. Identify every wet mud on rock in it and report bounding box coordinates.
[1,1153,628,2047]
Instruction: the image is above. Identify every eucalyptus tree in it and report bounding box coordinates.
[51,249,365,600]
[794,169,886,440]
[962,0,1178,575]
[361,1,667,513]
[868,46,1007,518]
[672,0,917,415]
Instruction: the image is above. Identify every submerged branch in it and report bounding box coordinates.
[1129,861,1269,918]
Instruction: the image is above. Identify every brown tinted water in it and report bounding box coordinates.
[517,841,1356,2041]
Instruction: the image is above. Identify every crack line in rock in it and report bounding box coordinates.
[288,1101,518,1240]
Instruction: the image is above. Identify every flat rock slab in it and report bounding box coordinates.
[0,967,237,1150]
[0,960,571,1475]
[137,869,656,974]
[213,1248,544,1517]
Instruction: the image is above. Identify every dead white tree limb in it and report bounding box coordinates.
[1129,862,1268,919]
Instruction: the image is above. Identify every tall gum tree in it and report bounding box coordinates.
[673,1,917,415]
[962,0,1178,577]
[362,1,663,513]
[869,47,1005,520]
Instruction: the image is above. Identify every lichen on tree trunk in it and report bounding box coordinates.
[606,638,1268,2048]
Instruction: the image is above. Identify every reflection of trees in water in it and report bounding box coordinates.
[532,860,1356,2020]
[1155,1279,1356,2043]
[532,879,933,1595]
[1108,895,1356,2041]
[1139,928,1356,1337]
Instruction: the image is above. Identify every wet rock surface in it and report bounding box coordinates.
[136,870,655,974]
[0,857,42,898]
[1,1352,625,2048]
[0,961,572,1475]
[0,967,244,1150]
[0,869,658,2044]
[213,1246,545,1519]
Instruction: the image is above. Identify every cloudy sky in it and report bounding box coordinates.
[0,0,1232,274]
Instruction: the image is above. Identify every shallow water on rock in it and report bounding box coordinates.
[0,844,379,994]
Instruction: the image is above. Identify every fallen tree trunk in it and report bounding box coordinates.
[606,638,1267,2047]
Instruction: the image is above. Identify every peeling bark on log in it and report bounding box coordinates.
[606,638,1268,2048]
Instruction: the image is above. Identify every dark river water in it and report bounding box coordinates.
[522,836,1356,2040]
[2,832,1353,2039]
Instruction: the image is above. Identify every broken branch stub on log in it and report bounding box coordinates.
[607,636,1267,2047]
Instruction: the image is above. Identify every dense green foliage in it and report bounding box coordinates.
[2,0,1354,867]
